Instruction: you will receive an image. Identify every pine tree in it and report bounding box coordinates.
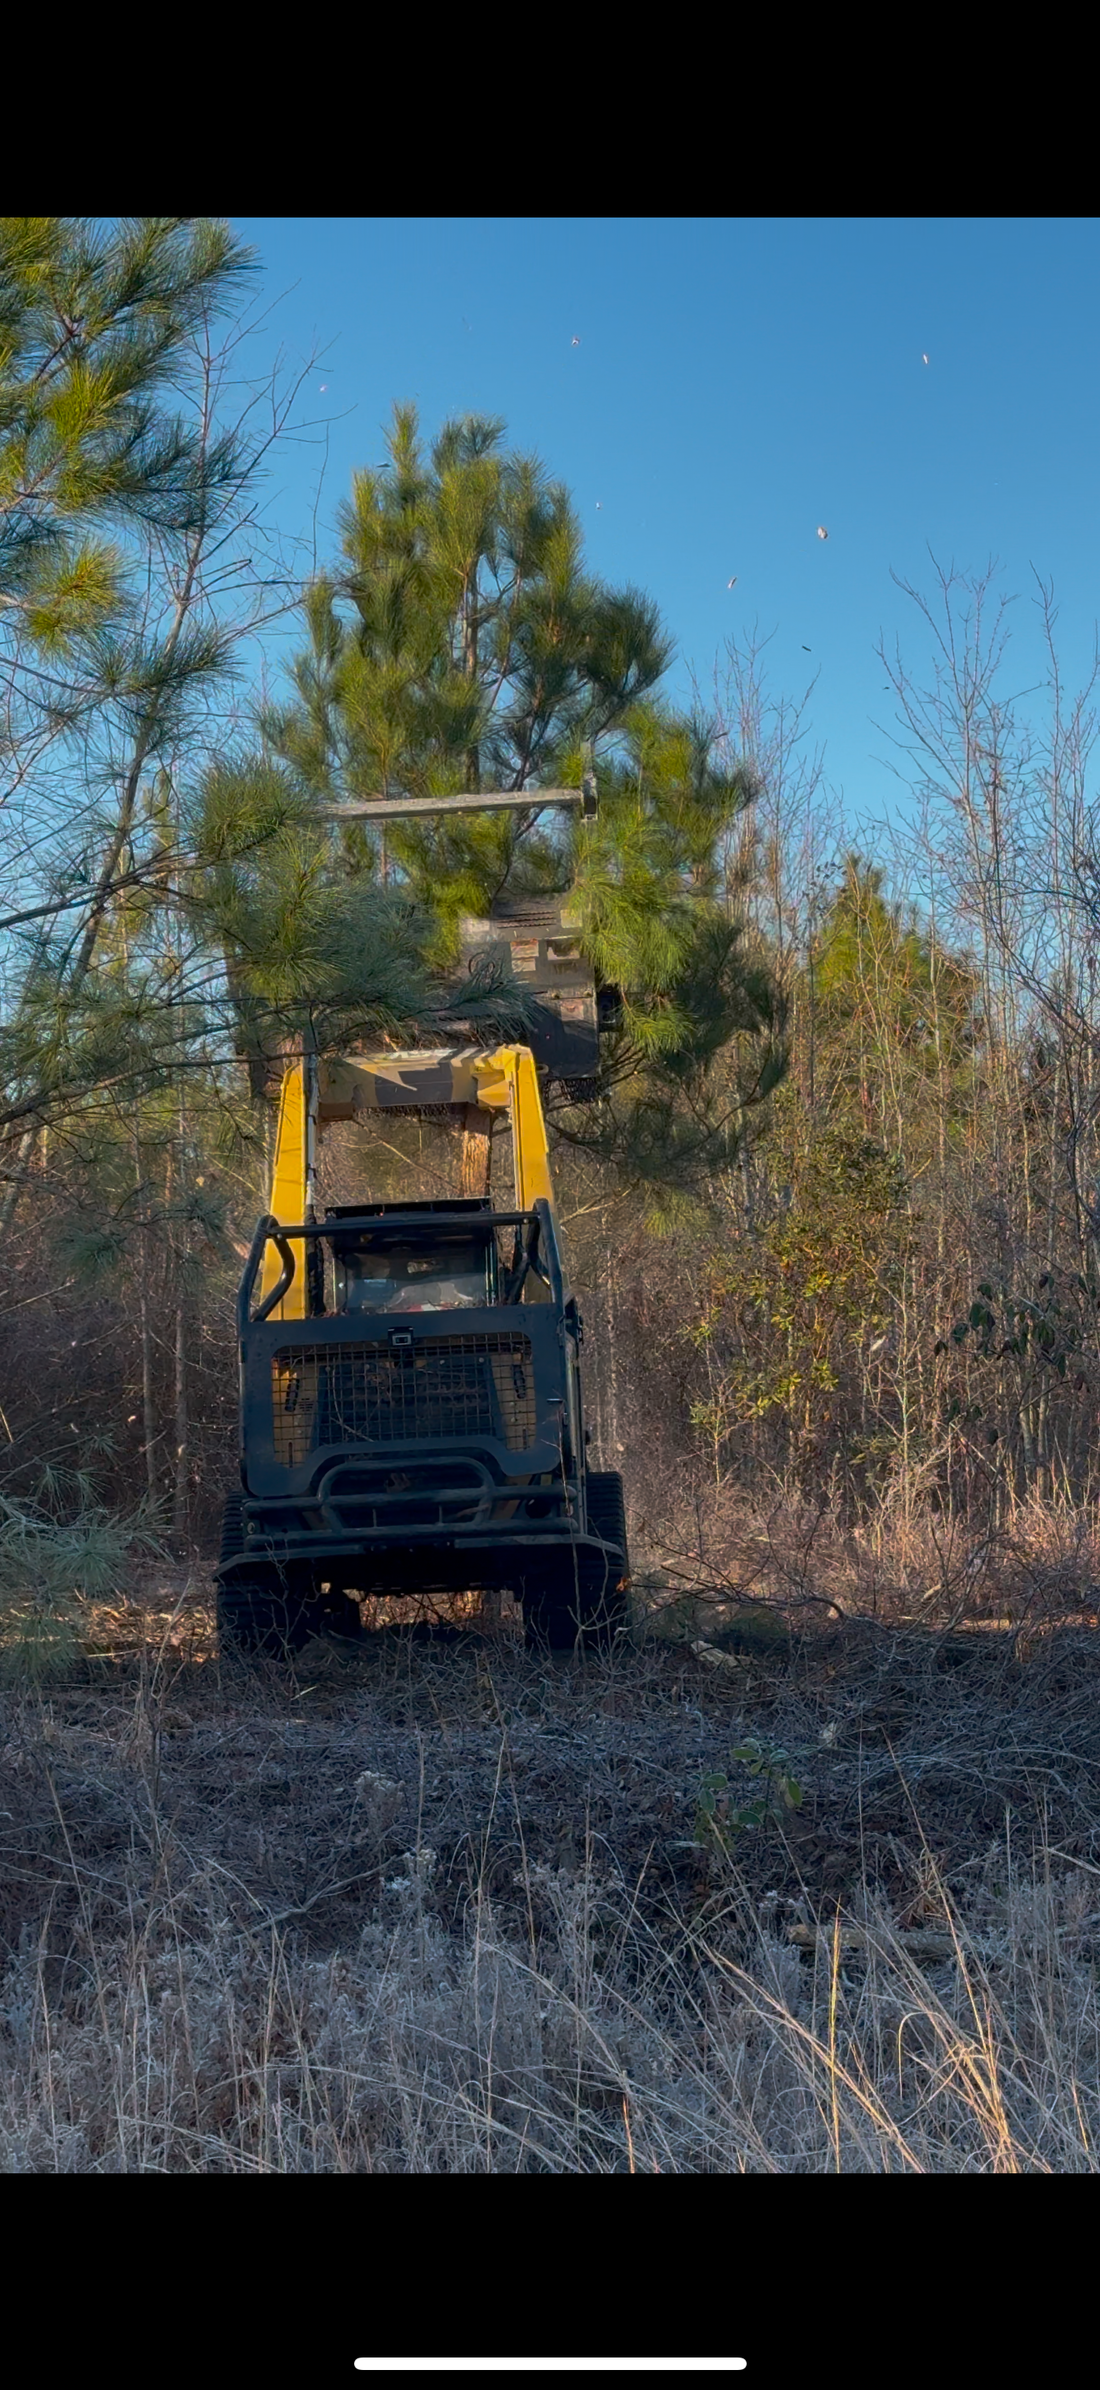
[249,406,787,1193]
[262,403,671,943]
[0,217,254,709]
[811,854,979,1149]
[0,218,278,1199]
[557,704,787,1200]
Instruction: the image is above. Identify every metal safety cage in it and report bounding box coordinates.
[235,1206,580,1505]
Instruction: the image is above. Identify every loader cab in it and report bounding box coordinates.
[325,1201,499,1317]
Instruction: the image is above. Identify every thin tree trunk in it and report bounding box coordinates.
[463,566,481,790]
[1047,1053,1061,1271]
[0,514,212,1228]
[132,1132,158,1502]
[0,1126,37,1235]
[138,1262,158,1503]
[606,1225,621,1462]
[172,1277,188,1539]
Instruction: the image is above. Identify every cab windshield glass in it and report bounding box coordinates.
[334,1236,493,1313]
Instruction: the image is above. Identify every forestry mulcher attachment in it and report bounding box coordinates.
[216,780,629,1657]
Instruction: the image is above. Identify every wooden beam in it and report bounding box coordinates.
[320,778,596,825]
[459,1105,493,1198]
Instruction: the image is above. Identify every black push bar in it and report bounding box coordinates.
[237,1208,553,1330]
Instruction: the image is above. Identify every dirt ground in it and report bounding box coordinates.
[5,1577,1098,1966]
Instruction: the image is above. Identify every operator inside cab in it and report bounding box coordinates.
[332,1232,495,1314]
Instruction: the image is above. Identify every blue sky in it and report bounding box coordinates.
[232,218,1100,841]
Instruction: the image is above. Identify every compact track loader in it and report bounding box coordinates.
[216,779,628,1657]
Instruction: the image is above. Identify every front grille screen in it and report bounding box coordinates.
[271,1334,536,1465]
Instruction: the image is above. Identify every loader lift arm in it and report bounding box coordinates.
[258,1044,557,1321]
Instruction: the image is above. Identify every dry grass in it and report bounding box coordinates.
[1,1566,1099,2171]
[636,1479,1100,1643]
